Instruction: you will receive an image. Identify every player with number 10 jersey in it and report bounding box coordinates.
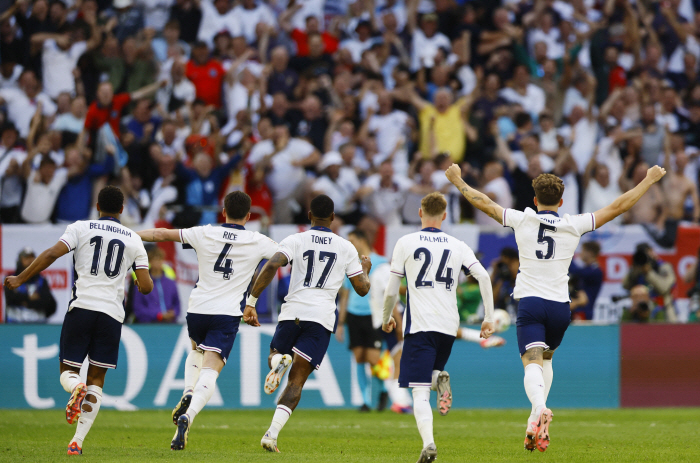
[138,191,278,451]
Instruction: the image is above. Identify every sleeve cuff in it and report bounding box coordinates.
[60,239,72,251]
[347,270,363,278]
[279,249,292,262]
[390,270,405,277]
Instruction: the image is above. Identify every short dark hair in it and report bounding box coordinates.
[39,155,56,168]
[310,194,334,219]
[514,112,532,128]
[224,191,251,220]
[500,247,519,261]
[97,185,124,215]
[348,228,369,245]
[582,241,601,257]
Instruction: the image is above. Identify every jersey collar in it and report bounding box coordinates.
[536,210,559,217]
[421,227,442,233]
[222,223,245,230]
[99,216,121,224]
[311,226,332,232]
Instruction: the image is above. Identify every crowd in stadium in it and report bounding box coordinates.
[2,0,700,323]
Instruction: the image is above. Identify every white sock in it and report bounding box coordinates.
[185,368,218,423]
[458,328,482,343]
[60,370,82,394]
[71,385,102,447]
[524,364,546,419]
[270,353,283,370]
[430,370,440,391]
[184,350,203,394]
[543,359,553,402]
[267,405,292,439]
[412,387,434,448]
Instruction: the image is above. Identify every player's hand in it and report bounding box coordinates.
[3,275,22,290]
[360,255,372,274]
[646,165,666,184]
[335,324,344,343]
[480,321,494,339]
[445,163,462,185]
[382,317,396,333]
[243,305,260,327]
[134,277,141,291]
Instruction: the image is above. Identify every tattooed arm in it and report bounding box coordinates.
[349,255,372,297]
[445,164,505,225]
[243,252,289,326]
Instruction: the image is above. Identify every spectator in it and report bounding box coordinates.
[132,246,180,323]
[500,65,546,120]
[105,0,146,42]
[51,96,87,135]
[622,285,654,323]
[169,0,202,44]
[197,0,240,49]
[361,90,410,175]
[281,9,339,57]
[186,41,227,109]
[232,0,276,45]
[0,123,26,223]
[295,95,329,152]
[267,46,298,101]
[151,19,190,64]
[474,160,512,226]
[312,151,361,224]
[0,70,57,139]
[410,13,451,72]
[247,122,320,223]
[623,244,677,322]
[359,159,414,226]
[582,158,622,224]
[491,247,519,317]
[623,162,665,228]
[20,156,67,224]
[662,136,700,222]
[569,241,604,321]
[4,247,57,323]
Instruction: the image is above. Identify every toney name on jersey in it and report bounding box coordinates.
[180,224,278,316]
[503,208,595,302]
[390,229,481,337]
[277,227,364,331]
[60,218,149,323]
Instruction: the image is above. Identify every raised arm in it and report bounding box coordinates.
[445,163,504,225]
[593,165,666,229]
[349,255,372,297]
[4,242,69,290]
[138,228,182,242]
[243,252,289,326]
[131,80,165,100]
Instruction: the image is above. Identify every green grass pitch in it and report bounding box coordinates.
[2,408,699,462]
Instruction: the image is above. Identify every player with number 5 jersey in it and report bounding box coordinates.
[445,162,667,453]
[242,194,372,454]
[3,186,154,456]
[381,192,495,463]
[137,191,278,451]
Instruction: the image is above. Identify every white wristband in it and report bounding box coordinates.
[246,295,258,307]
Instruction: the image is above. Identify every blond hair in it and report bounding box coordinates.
[421,192,447,217]
[532,173,565,206]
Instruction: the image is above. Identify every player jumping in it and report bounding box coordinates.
[137,191,278,450]
[445,163,666,452]
[4,186,153,456]
[382,192,495,463]
[242,195,372,453]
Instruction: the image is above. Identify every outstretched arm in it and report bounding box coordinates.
[593,165,666,229]
[138,229,182,242]
[4,242,69,290]
[243,252,289,326]
[445,164,504,225]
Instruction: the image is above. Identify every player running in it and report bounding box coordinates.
[445,163,666,452]
[381,192,495,463]
[242,194,372,453]
[137,191,278,450]
[4,186,153,456]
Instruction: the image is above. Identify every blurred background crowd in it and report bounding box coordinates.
[2,0,700,324]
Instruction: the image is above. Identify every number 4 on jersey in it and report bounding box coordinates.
[214,244,234,280]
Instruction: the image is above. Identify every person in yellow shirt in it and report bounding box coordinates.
[408,88,477,163]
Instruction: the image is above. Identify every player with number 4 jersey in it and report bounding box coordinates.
[446,163,667,453]
[242,195,372,454]
[4,186,153,456]
[381,192,495,463]
[138,191,278,451]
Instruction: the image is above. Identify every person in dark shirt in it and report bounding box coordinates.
[267,46,298,100]
[294,95,328,151]
[569,241,604,321]
[4,247,56,323]
[169,0,202,44]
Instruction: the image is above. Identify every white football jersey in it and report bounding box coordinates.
[390,228,481,336]
[59,218,149,323]
[180,224,278,316]
[503,208,595,302]
[277,226,364,331]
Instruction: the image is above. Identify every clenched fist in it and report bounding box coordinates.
[445,164,462,185]
[645,165,666,184]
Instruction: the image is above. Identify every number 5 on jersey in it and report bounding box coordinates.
[536,224,556,260]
